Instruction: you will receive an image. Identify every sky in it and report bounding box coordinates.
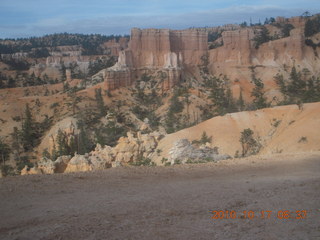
[0,0,320,38]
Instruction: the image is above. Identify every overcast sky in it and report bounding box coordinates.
[0,0,319,38]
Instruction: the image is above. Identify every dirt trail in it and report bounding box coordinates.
[0,152,320,240]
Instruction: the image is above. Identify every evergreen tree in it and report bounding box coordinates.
[69,136,77,155]
[11,127,21,161]
[0,138,10,165]
[237,90,245,111]
[253,26,271,49]
[288,66,305,100]
[21,104,37,151]
[95,88,106,117]
[304,17,320,37]
[66,92,81,115]
[60,63,67,81]
[56,129,69,157]
[168,92,184,114]
[251,75,268,109]
[281,24,294,37]
[200,131,212,144]
[275,68,320,104]
[207,75,237,115]
[77,120,91,154]
[7,77,16,88]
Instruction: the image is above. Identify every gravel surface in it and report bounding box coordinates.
[0,152,319,240]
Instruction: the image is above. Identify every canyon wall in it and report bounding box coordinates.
[101,16,319,94]
[101,28,208,91]
[208,24,320,100]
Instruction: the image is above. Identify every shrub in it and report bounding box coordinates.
[239,128,261,157]
[130,157,155,166]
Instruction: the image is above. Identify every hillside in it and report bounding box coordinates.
[0,13,320,176]
[155,102,320,164]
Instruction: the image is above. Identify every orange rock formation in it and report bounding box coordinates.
[102,28,208,90]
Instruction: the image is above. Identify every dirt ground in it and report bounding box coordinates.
[0,152,319,240]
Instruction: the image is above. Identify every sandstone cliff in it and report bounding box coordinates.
[98,28,208,91]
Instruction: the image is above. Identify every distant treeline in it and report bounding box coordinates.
[0,33,130,56]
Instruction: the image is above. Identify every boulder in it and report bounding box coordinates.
[37,158,56,174]
[21,166,42,175]
[168,139,230,165]
[54,155,72,173]
[64,154,93,173]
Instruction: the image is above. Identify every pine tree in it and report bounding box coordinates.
[56,129,69,157]
[253,26,271,49]
[288,66,305,100]
[0,138,10,165]
[251,75,268,109]
[21,104,36,151]
[69,136,77,155]
[95,88,106,117]
[200,131,212,145]
[77,120,91,154]
[237,90,245,111]
[11,127,21,161]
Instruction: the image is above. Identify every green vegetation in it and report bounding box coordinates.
[271,119,281,128]
[0,33,129,55]
[274,67,320,104]
[21,104,38,151]
[202,74,237,117]
[304,15,320,37]
[129,157,155,166]
[239,128,261,157]
[298,136,308,143]
[281,24,294,37]
[0,58,30,70]
[95,88,107,117]
[94,121,126,147]
[132,74,161,129]
[253,26,271,49]
[0,138,10,165]
[165,88,185,133]
[250,74,269,109]
[192,131,212,145]
[208,32,222,42]
[0,71,59,89]
[88,57,116,77]
[264,17,276,25]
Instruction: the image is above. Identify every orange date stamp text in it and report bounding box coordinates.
[210,210,307,220]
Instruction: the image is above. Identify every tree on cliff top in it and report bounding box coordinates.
[304,15,320,37]
[253,26,271,49]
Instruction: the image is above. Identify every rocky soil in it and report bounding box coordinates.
[0,152,319,240]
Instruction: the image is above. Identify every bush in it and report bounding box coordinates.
[0,165,15,176]
[130,157,155,166]
[192,131,212,145]
[239,128,261,157]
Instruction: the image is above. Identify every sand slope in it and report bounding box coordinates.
[156,102,320,162]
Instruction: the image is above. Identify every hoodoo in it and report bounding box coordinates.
[99,28,208,90]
